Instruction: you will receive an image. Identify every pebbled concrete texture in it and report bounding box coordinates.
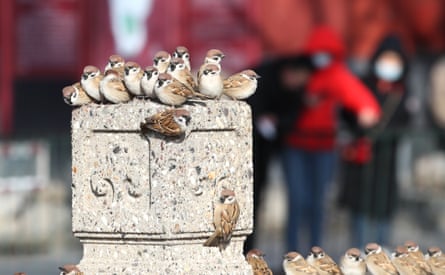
[71,99,253,274]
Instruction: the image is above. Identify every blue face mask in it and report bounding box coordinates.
[311,52,332,69]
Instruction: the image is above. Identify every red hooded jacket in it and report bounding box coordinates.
[285,26,381,150]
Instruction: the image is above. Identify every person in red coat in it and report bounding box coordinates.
[282,26,381,252]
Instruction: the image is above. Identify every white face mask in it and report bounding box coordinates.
[311,52,332,69]
[374,61,403,82]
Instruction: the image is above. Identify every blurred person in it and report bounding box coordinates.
[245,55,313,252]
[282,26,381,253]
[338,35,410,248]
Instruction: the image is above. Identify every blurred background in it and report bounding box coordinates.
[1,0,445,273]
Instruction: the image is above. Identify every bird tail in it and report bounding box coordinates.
[203,232,219,247]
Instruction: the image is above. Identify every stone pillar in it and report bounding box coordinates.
[71,100,253,274]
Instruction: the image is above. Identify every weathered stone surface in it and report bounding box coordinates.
[71,99,253,274]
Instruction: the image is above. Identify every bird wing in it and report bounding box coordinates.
[110,78,128,93]
[372,258,399,275]
[141,111,181,137]
[170,81,195,98]
[318,257,342,275]
[223,74,248,90]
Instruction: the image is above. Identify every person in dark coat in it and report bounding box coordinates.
[338,34,410,247]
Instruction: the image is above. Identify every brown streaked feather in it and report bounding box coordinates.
[223,74,249,90]
[140,109,189,137]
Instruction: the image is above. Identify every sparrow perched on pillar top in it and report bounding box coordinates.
[100,69,131,104]
[80,65,103,102]
[426,247,445,275]
[246,248,273,275]
[153,50,171,73]
[123,61,144,97]
[282,251,318,275]
[223,69,260,100]
[198,63,223,99]
[197,49,225,84]
[140,66,159,99]
[306,246,342,275]
[58,264,83,275]
[391,245,431,275]
[173,45,191,71]
[203,188,240,251]
[364,242,398,275]
[140,108,191,137]
[404,240,433,274]
[63,82,93,106]
[167,57,198,92]
[155,73,207,107]
[104,54,125,77]
[340,248,366,275]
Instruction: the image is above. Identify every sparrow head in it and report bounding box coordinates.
[168,57,186,72]
[124,61,141,75]
[427,246,442,257]
[58,264,81,274]
[143,66,159,79]
[173,46,190,59]
[62,85,76,105]
[205,49,225,64]
[247,248,266,259]
[203,64,220,76]
[107,54,125,68]
[309,246,326,259]
[82,65,100,80]
[345,248,363,262]
[393,246,409,258]
[241,69,261,80]
[283,251,303,262]
[172,108,191,127]
[365,242,382,255]
[156,73,173,87]
[404,240,419,252]
[220,188,236,204]
[153,50,171,66]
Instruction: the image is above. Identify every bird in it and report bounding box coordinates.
[391,246,431,275]
[340,248,366,275]
[223,69,260,100]
[14,273,27,275]
[153,50,171,73]
[80,65,103,102]
[123,61,144,97]
[62,82,93,106]
[100,69,131,104]
[140,108,191,137]
[172,45,191,71]
[306,246,342,275]
[404,240,433,274]
[198,63,223,99]
[426,246,445,275]
[104,54,125,77]
[154,73,207,107]
[203,188,240,251]
[246,248,273,275]
[364,242,398,275]
[140,66,159,99]
[197,48,225,84]
[58,264,83,275]
[167,57,198,92]
[283,251,318,275]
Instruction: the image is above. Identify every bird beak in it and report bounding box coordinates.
[124,67,130,75]
[82,73,88,80]
[169,64,175,71]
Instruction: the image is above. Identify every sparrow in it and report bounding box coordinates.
[172,45,191,71]
[426,247,445,275]
[246,248,273,275]
[153,50,171,73]
[123,61,144,97]
[155,73,207,106]
[306,246,342,275]
[391,246,431,275]
[203,188,240,251]
[58,264,83,275]
[340,248,366,275]
[364,242,398,275]
[80,65,103,102]
[197,49,225,85]
[140,109,191,137]
[223,69,260,100]
[167,57,198,91]
[100,69,131,104]
[63,82,93,106]
[104,54,125,77]
[14,273,27,275]
[404,240,433,274]
[283,251,318,275]
[198,63,223,99]
[140,66,159,99]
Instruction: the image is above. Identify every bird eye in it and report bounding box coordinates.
[184,53,189,58]
[212,57,219,61]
